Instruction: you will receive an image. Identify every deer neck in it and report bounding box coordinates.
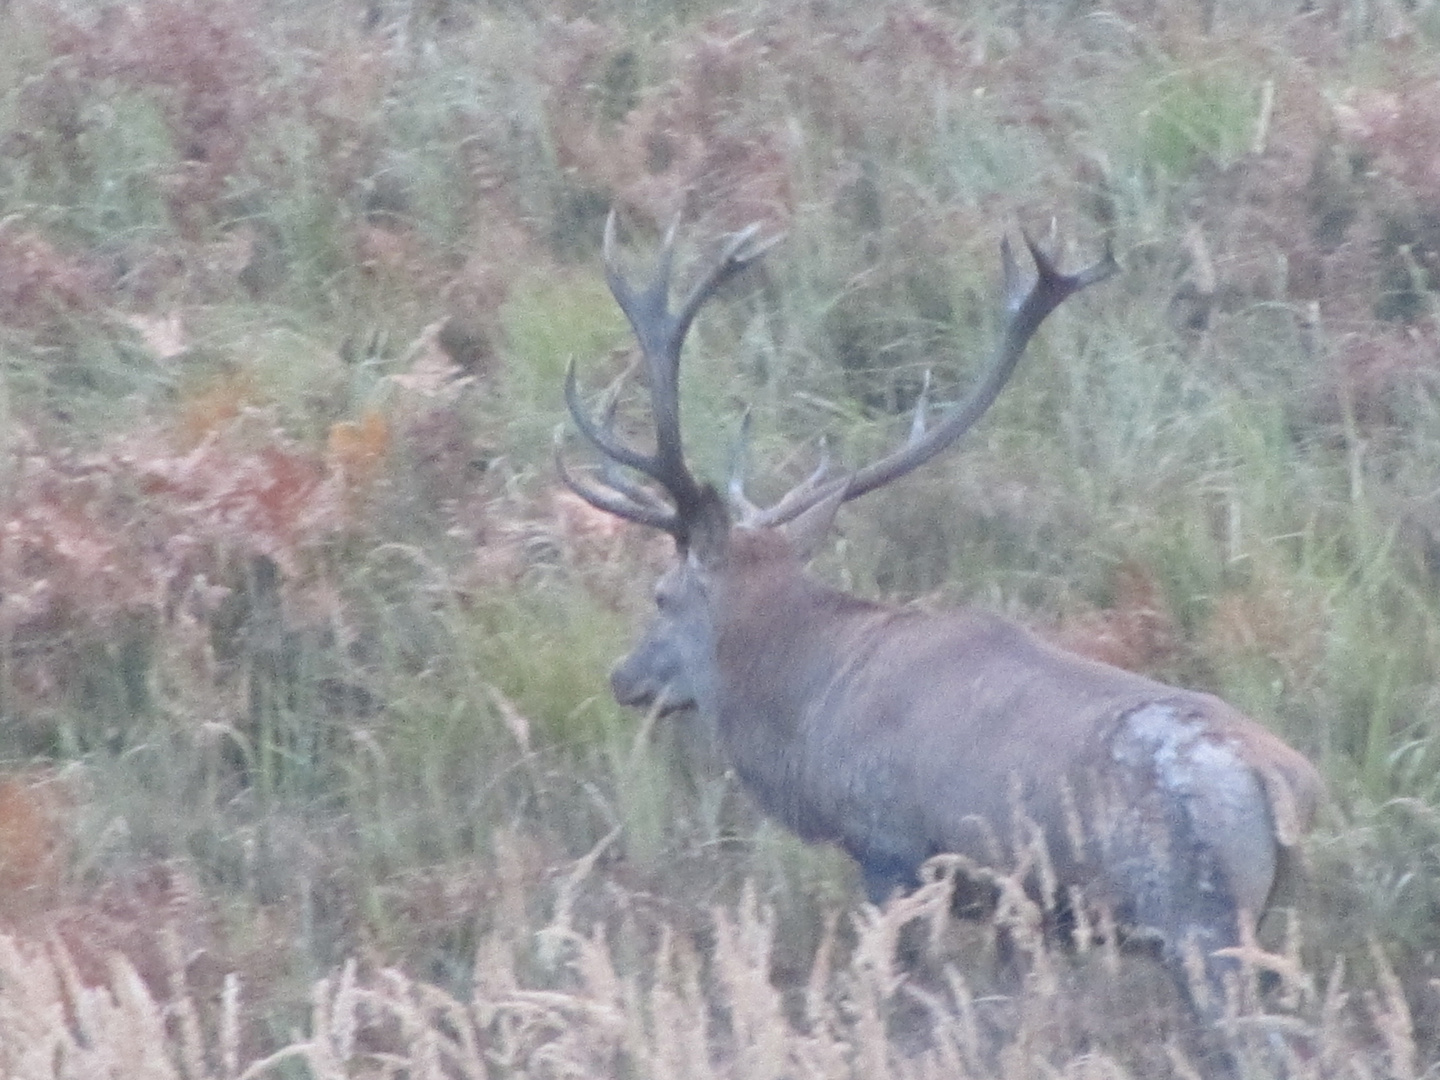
[711,570,884,817]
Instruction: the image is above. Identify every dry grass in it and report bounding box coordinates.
[4,0,1440,1073]
[0,867,1420,1080]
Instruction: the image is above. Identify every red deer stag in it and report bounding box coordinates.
[559,214,1321,1019]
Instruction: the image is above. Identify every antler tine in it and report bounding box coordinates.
[564,358,657,476]
[728,405,839,526]
[673,224,783,351]
[746,439,839,528]
[558,358,677,529]
[760,234,1118,527]
[1000,233,1028,315]
[727,408,763,519]
[555,441,676,532]
[909,370,933,443]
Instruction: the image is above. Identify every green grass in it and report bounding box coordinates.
[3,0,1440,1073]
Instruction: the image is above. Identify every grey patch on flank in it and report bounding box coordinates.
[1112,700,1276,914]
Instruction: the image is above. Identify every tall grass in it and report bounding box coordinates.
[2,0,1440,1073]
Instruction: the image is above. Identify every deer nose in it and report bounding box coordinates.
[610,661,651,709]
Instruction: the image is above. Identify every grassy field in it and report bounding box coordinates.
[2,0,1440,1075]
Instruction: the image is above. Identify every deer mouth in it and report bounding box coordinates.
[621,688,693,718]
[649,693,694,718]
[611,673,693,717]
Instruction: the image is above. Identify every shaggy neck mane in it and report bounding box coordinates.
[712,529,887,740]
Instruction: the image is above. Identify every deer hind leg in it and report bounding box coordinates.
[1111,793,1274,1022]
[1168,756,1279,1022]
[1155,817,1253,1022]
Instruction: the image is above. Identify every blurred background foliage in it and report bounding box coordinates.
[3,0,1440,1072]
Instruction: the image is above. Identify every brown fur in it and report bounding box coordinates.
[614,523,1322,1020]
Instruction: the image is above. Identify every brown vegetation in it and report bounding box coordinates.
[2,0,1440,1073]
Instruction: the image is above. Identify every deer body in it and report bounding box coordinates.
[613,527,1318,987]
[563,216,1321,1018]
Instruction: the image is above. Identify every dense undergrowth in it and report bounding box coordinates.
[3,0,1440,1075]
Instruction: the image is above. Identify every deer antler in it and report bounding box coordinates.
[736,234,1118,527]
[562,214,1116,542]
[558,212,781,548]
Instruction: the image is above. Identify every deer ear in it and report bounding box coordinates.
[685,486,733,568]
[780,480,846,562]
